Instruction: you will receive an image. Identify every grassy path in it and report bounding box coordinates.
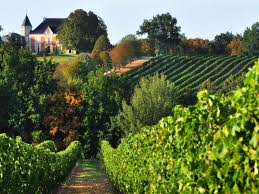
[57,160,114,194]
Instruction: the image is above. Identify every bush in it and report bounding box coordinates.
[114,74,175,135]
[101,60,259,193]
[0,134,81,194]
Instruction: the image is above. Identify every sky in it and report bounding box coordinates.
[0,0,258,44]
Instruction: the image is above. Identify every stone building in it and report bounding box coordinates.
[21,15,68,54]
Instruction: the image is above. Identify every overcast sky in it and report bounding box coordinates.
[0,0,258,44]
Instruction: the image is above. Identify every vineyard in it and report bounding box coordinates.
[122,55,257,101]
[101,60,259,193]
[0,134,81,194]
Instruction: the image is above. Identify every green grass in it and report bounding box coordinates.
[79,159,103,180]
[37,54,78,64]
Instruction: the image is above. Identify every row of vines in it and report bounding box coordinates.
[123,55,257,101]
[102,60,259,193]
[0,134,81,194]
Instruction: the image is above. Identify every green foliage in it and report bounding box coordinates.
[242,22,259,55]
[101,59,259,193]
[64,54,96,84]
[115,74,175,135]
[92,35,112,53]
[31,130,45,144]
[210,32,236,55]
[0,46,57,136]
[80,68,126,157]
[137,13,181,55]
[0,133,81,193]
[35,140,58,152]
[58,9,107,52]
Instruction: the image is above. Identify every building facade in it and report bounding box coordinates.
[21,15,66,54]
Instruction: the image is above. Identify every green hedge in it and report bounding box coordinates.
[101,59,259,193]
[35,140,58,152]
[0,134,81,194]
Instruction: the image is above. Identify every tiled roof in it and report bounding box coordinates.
[22,15,32,26]
[30,18,65,34]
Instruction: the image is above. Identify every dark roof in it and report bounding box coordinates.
[30,18,65,34]
[22,15,32,26]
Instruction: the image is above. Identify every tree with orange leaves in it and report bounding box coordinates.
[227,38,244,56]
[185,38,210,54]
[43,87,83,148]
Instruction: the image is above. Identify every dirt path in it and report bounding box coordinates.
[56,160,115,194]
[115,59,147,75]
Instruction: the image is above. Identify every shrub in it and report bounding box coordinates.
[101,60,259,193]
[114,74,175,135]
[0,134,81,194]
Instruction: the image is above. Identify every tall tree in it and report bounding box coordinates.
[58,9,107,53]
[210,32,235,55]
[137,13,181,55]
[242,22,259,55]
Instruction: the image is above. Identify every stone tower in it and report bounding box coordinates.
[21,14,32,45]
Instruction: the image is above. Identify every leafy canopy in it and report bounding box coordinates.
[114,74,175,135]
[58,9,107,52]
[137,13,181,54]
[242,22,259,55]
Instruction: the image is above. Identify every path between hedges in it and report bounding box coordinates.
[56,160,114,194]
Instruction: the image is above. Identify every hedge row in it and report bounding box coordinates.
[0,134,81,194]
[101,60,259,193]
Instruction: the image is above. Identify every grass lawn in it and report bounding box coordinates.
[37,54,78,64]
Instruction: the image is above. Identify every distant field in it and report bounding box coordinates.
[122,55,258,100]
[37,54,78,64]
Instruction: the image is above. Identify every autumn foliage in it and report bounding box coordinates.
[185,38,210,54]
[43,88,82,148]
[227,38,244,56]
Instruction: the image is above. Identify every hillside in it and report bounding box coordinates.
[122,55,257,101]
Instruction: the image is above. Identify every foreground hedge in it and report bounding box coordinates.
[101,60,259,193]
[0,135,81,194]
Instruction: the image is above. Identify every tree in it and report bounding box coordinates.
[99,51,112,71]
[210,32,235,55]
[64,54,96,84]
[242,22,259,55]
[0,45,57,138]
[92,35,112,53]
[140,38,155,56]
[58,9,107,52]
[109,34,141,66]
[43,86,82,149]
[137,13,181,55]
[81,68,126,157]
[227,38,244,56]
[184,38,210,55]
[114,74,175,135]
